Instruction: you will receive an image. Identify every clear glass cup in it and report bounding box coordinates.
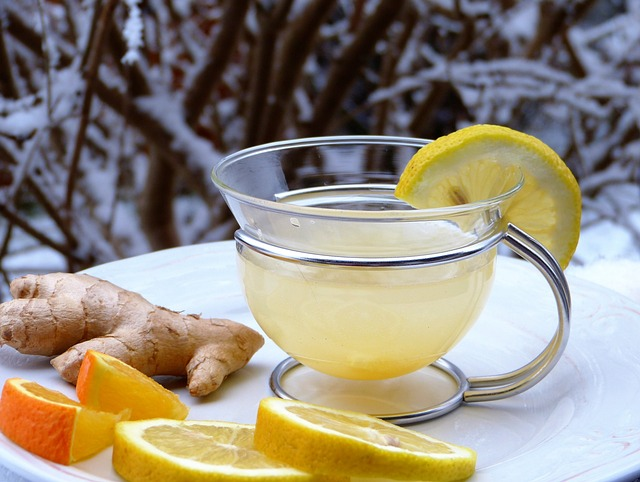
[211,136,570,423]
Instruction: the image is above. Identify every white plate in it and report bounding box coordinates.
[1,241,640,482]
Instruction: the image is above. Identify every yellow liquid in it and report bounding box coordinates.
[239,247,495,380]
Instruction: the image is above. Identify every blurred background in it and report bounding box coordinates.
[1,0,639,300]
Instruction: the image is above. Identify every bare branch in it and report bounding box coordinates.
[0,204,81,264]
[64,0,119,214]
[372,2,417,135]
[243,0,294,147]
[35,0,54,117]
[183,0,250,127]
[4,8,44,57]
[0,22,19,98]
[93,79,214,201]
[106,13,151,96]
[303,0,407,137]
[139,151,180,250]
[26,177,78,250]
[408,13,474,137]
[259,0,337,143]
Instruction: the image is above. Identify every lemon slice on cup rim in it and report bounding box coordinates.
[395,124,582,269]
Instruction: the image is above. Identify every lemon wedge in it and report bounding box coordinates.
[253,397,476,481]
[395,124,581,269]
[112,418,344,481]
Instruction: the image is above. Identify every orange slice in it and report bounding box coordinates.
[76,350,188,421]
[0,378,126,464]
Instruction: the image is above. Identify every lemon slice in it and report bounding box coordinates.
[395,124,582,269]
[253,397,476,481]
[112,419,344,481]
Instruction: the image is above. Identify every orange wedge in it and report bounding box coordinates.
[76,350,188,421]
[0,378,126,464]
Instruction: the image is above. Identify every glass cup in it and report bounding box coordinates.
[211,136,570,423]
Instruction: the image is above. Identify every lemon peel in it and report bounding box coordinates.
[253,397,476,481]
[395,124,581,269]
[113,418,344,482]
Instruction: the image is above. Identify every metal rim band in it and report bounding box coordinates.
[235,229,504,268]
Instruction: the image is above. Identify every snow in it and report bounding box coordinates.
[1,215,67,276]
[135,94,219,175]
[576,219,638,263]
[567,258,640,304]
[0,104,46,138]
[121,0,144,65]
[1,243,66,276]
[1,0,638,308]
[170,0,194,17]
[501,3,539,42]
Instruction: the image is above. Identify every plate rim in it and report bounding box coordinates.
[0,241,639,482]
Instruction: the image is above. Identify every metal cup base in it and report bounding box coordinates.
[269,356,471,425]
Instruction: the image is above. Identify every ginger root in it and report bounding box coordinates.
[0,273,264,397]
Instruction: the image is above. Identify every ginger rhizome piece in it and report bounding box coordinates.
[0,273,264,397]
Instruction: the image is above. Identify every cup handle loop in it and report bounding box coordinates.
[463,223,572,403]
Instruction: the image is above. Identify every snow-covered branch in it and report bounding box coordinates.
[0,0,638,299]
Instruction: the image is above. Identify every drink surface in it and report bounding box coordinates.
[238,185,496,380]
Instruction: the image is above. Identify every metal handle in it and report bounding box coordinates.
[463,223,571,403]
[261,223,572,424]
